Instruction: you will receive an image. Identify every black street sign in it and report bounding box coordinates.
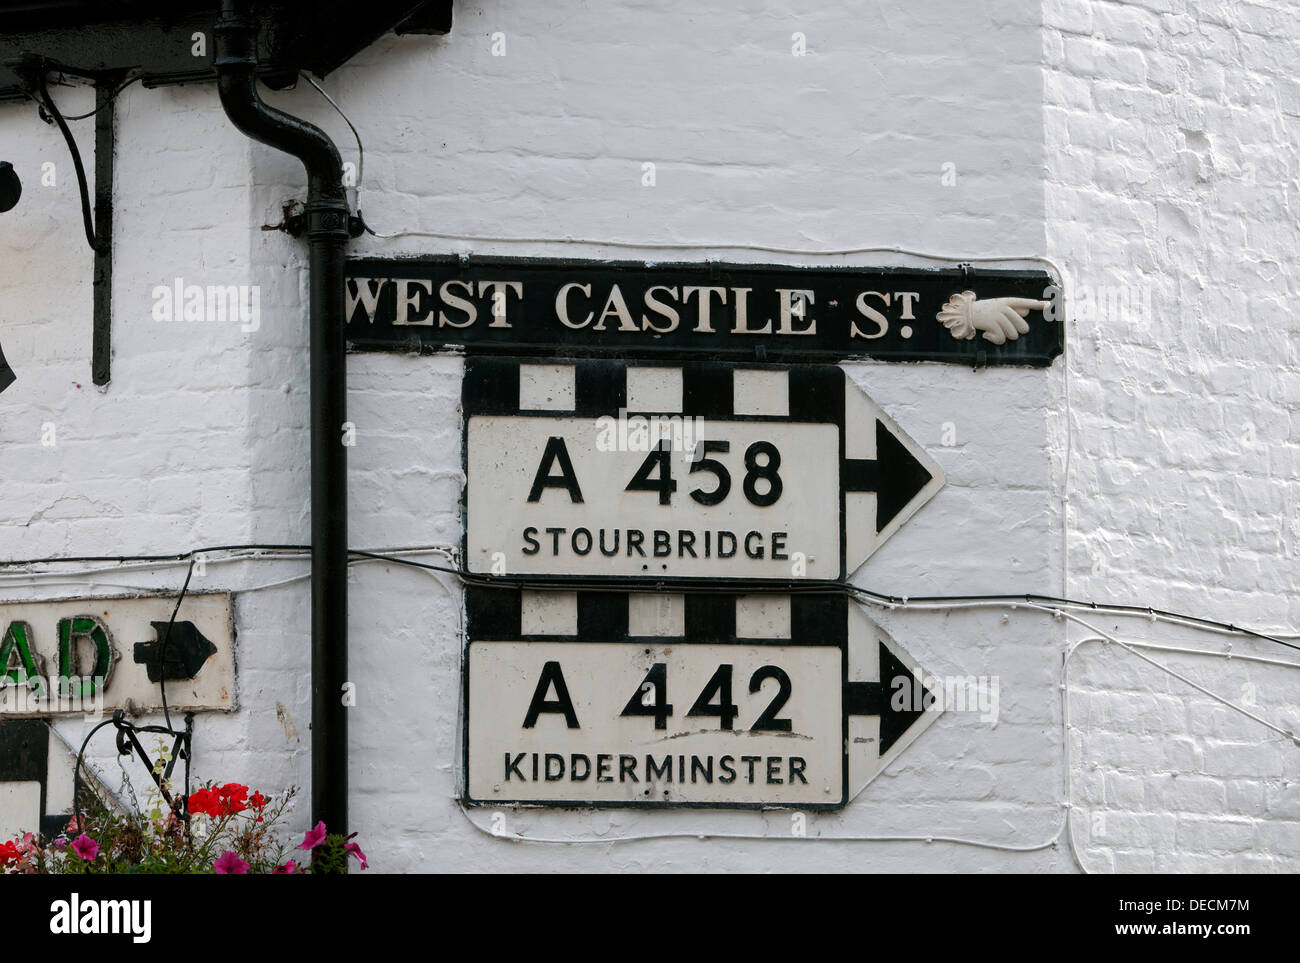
[346,255,1062,366]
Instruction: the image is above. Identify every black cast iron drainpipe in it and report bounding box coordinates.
[213,0,350,848]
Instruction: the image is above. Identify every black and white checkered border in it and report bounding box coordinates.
[463,356,847,421]
[465,584,849,645]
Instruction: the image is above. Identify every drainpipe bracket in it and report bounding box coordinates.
[282,205,358,239]
[306,199,350,242]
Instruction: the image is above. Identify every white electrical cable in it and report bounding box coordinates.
[852,593,1300,647]
[1060,330,1073,604]
[64,557,466,803]
[294,58,1070,285]
[452,625,1075,857]
[0,544,458,586]
[456,810,1070,851]
[1061,635,1101,873]
[1042,605,1300,743]
[5,551,466,600]
[4,548,1296,645]
[48,554,1292,864]
[1121,640,1300,670]
[1058,630,1300,873]
[16,548,467,600]
[362,228,1069,282]
[300,72,363,198]
[449,601,1300,856]
[447,594,1073,857]
[0,550,310,586]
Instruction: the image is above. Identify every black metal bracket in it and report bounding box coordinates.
[109,708,193,819]
[285,209,365,238]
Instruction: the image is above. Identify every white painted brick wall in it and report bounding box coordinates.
[0,0,1291,872]
[1045,0,1300,872]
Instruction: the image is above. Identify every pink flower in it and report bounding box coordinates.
[71,833,98,861]
[344,841,368,870]
[213,850,250,874]
[273,860,296,874]
[52,837,67,851]
[298,821,327,850]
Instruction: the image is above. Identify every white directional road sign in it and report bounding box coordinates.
[462,358,945,583]
[0,593,235,716]
[463,587,943,809]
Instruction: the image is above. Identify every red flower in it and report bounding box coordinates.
[0,840,22,866]
[250,791,267,810]
[213,850,249,874]
[273,859,296,874]
[189,783,251,817]
[215,783,248,815]
[188,788,219,818]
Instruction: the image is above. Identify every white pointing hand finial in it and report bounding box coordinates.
[937,292,1048,345]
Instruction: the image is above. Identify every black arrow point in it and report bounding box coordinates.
[874,419,933,532]
[878,640,934,754]
[133,621,217,683]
